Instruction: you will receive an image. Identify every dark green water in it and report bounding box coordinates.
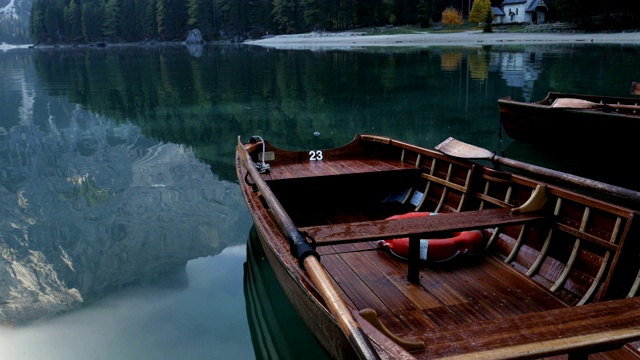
[0,42,638,359]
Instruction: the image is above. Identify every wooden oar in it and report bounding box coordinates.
[551,98,640,112]
[435,137,640,202]
[237,138,381,360]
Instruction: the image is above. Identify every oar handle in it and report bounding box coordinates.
[495,156,640,202]
[304,256,381,360]
[237,138,381,360]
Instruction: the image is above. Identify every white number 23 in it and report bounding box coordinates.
[309,150,323,161]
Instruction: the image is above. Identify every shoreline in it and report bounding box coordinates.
[243,30,640,49]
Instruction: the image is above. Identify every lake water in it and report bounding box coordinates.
[1,42,639,359]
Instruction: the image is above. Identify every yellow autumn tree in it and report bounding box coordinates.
[469,0,493,24]
[441,7,463,26]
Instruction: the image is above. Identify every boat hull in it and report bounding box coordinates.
[236,134,640,359]
[499,92,640,144]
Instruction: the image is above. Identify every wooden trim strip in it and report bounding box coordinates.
[475,193,512,208]
[420,172,467,194]
[555,223,620,252]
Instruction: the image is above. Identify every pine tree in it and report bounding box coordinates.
[30,0,46,44]
[156,0,166,39]
[272,0,298,33]
[103,0,122,41]
[82,1,104,42]
[64,0,82,41]
[187,0,202,27]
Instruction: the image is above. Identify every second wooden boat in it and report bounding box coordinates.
[498,92,640,144]
[236,134,640,359]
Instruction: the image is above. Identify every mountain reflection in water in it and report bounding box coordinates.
[0,97,251,325]
[0,247,255,360]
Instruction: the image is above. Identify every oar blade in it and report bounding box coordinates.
[435,137,494,160]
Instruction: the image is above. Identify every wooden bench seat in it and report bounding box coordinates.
[299,207,547,282]
[263,158,418,180]
[299,207,545,245]
[420,295,640,360]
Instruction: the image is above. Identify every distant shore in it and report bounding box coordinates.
[5,30,640,52]
[243,30,640,49]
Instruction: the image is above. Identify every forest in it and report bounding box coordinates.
[30,0,640,45]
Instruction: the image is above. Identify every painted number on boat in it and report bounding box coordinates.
[309,150,323,161]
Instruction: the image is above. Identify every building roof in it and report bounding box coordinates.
[492,7,505,16]
[502,0,527,5]
[526,0,548,11]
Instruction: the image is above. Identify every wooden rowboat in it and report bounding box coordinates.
[498,92,640,144]
[236,134,640,359]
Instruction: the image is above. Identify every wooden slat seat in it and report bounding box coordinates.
[418,296,640,360]
[300,207,547,283]
[299,207,546,246]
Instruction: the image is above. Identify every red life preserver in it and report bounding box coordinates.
[376,212,483,262]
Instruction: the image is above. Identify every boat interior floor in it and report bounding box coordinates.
[318,243,640,359]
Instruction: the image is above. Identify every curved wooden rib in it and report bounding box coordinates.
[415,158,437,211]
[505,224,527,264]
[434,163,453,213]
[578,252,610,305]
[551,238,582,292]
[483,184,512,250]
[629,270,640,298]
[505,186,544,263]
[577,216,621,305]
[359,308,426,352]
[551,207,590,293]
[415,153,422,167]
[479,182,490,211]
[456,165,474,212]
[527,198,562,277]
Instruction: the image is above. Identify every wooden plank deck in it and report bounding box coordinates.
[323,246,640,359]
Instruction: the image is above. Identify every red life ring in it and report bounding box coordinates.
[376,212,483,262]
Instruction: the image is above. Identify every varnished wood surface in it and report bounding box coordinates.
[322,243,640,359]
[300,207,546,245]
[237,135,640,360]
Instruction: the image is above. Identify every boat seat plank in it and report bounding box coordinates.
[299,207,546,246]
[264,158,416,180]
[417,296,640,360]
